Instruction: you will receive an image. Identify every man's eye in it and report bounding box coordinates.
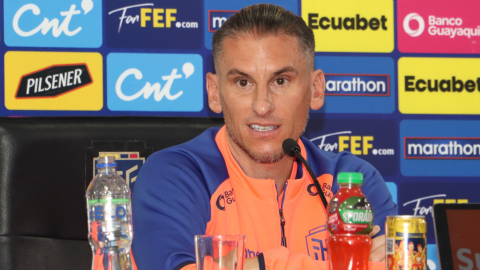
[275,78,286,86]
[238,79,249,87]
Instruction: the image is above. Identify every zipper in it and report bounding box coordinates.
[278,182,288,247]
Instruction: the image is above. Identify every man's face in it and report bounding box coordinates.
[208,34,324,164]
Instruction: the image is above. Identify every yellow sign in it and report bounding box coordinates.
[399,57,480,115]
[5,51,103,111]
[302,0,394,52]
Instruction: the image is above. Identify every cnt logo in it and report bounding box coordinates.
[325,74,389,96]
[108,3,198,33]
[208,10,236,32]
[310,131,394,156]
[5,0,102,48]
[405,137,480,159]
[16,64,92,99]
[107,53,203,112]
[403,12,480,39]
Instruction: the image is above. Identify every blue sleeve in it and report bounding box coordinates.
[334,154,398,236]
[131,150,211,270]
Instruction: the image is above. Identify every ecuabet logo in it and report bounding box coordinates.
[398,0,480,53]
[5,51,103,111]
[305,118,398,175]
[403,13,425,37]
[400,120,480,176]
[107,53,203,112]
[325,74,389,96]
[398,57,480,115]
[4,0,102,48]
[302,0,393,52]
[106,0,201,49]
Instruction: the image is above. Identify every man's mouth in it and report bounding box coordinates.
[250,124,279,132]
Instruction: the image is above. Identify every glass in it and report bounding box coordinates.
[195,235,245,270]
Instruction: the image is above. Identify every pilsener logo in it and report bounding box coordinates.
[325,74,389,96]
[302,0,393,52]
[5,51,103,111]
[107,53,203,112]
[209,10,235,32]
[106,0,201,49]
[4,0,102,48]
[16,64,92,98]
[398,0,480,53]
[405,138,480,159]
[399,57,480,115]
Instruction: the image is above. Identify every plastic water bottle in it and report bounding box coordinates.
[86,156,133,270]
[326,172,373,270]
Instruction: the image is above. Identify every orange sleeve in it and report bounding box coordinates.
[180,263,196,270]
[262,247,385,270]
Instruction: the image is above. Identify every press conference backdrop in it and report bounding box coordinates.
[2,0,480,269]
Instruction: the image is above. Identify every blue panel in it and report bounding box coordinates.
[204,0,298,49]
[107,53,203,112]
[400,120,480,176]
[5,0,102,48]
[313,56,395,114]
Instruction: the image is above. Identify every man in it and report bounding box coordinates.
[132,4,397,270]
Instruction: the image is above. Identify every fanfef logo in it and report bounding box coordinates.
[16,64,92,98]
[403,13,425,37]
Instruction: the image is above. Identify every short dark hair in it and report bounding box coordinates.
[212,4,315,69]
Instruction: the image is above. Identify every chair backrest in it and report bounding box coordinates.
[0,117,223,270]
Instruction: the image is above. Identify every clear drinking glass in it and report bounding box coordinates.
[195,235,245,270]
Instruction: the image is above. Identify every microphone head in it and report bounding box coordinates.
[282,138,301,157]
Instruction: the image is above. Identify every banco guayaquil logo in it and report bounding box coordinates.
[403,12,480,39]
[4,0,102,48]
[106,0,202,49]
[107,53,203,112]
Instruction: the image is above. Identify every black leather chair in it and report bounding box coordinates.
[0,117,223,270]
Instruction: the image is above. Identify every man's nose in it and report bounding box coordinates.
[252,84,274,116]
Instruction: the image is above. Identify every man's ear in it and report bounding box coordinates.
[310,69,325,111]
[206,72,223,114]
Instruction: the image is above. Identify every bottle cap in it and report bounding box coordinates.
[337,172,363,184]
[96,156,117,168]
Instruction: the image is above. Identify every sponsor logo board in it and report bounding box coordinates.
[400,120,480,176]
[398,58,480,115]
[4,0,102,48]
[315,56,394,114]
[398,0,480,54]
[106,0,201,49]
[399,181,475,243]
[5,51,103,111]
[204,0,297,50]
[107,53,203,112]
[302,0,393,52]
[304,118,398,176]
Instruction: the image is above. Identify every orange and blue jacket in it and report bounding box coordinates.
[132,126,397,270]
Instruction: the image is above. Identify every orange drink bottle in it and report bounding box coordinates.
[326,172,373,270]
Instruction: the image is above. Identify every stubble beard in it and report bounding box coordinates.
[225,113,310,164]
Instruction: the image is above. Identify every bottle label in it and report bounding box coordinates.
[338,197,373,224]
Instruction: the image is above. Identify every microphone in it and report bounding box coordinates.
[282,138,328,209]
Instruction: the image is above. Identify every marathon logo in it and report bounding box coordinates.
[405,137,480,159]
[308,14,388,31]
[16,64,92,98]
[208,10,236,32]
[325,74,389,96]
[405,76,480,93]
